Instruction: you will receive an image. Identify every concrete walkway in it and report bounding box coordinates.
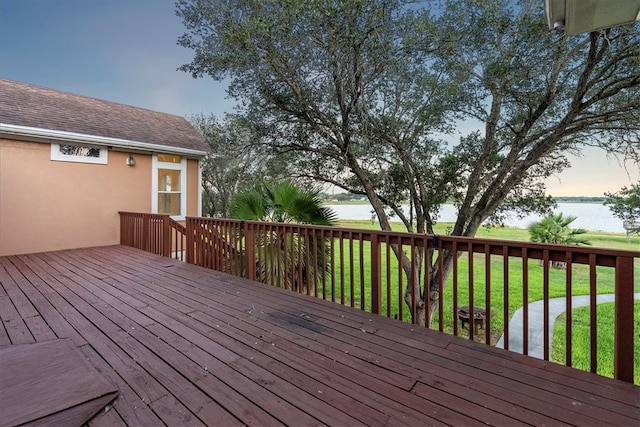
[496,293,640,359]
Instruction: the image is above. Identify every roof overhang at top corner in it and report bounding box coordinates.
[545,0,640,35]
[0,123,209,159]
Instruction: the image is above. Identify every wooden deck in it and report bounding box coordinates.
[0,246,638,426]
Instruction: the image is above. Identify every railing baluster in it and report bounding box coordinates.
[370,234,381,315]
[385,236,391,319]
[438,238,444,332]
[424,238,431,329]
[339,234,345,305]
[452,241,458,336]
[330,231,336,303]
[503,246,509,350]
[320,229,326,300]
[410,239,416,323]
[468,243,474,340]
[543,249,550,360]
[245,223,256,281]
[297,226,303,293]
[566,251,573,367]
[522,247,529,355]
[398,239,404,322]
[359,233,365,309]
[589,253,597,374]
[485,244,491,344]
[313,228,319,298]
[349,231,355,307]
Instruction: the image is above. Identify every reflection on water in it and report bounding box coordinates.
[325,203,624,233]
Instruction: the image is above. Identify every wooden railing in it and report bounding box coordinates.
[186,217,245,276]
[119,213,639,383]
[119,212,186,261]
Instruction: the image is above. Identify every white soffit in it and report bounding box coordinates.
[0,123,208,158]
[546,0,640,35]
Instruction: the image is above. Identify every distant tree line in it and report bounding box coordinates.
[553,197,606,203]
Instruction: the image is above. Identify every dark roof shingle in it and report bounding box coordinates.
[0,79,208,154]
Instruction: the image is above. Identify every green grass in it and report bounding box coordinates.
[308,220,640,383]
[552,302,640,384]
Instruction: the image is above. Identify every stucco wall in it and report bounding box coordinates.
[186,158,200,217]
[0,139,201,256]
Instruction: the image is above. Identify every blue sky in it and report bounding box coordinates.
[1,0,637,196]
[0,0,233,117]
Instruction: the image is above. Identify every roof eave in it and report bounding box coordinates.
[0,123,209,158]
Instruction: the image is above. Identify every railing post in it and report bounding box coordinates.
[614,255,634,383]
[370,234,381,314]
[186,218,194,265]
[245,222,256,281]
[162,215,171,257]
[119,212,126,246]
[142,215,150,252]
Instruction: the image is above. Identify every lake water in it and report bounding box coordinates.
[326,202,627,233]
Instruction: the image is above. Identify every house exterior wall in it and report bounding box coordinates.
[186,158,200,217]
[0,138,202,256]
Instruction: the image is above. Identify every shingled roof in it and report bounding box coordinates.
[0,79,208,156]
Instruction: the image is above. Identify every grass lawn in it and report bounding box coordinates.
[553,302,640,384]
[313,220,640,382]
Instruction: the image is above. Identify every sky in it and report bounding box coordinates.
[1,0,638,197]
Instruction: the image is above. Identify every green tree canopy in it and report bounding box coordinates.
[177,0,640,325]
[192,114,287,217]
[604,182,640,232]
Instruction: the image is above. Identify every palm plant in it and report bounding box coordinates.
[528,213,591,268]
[231,182,336,291]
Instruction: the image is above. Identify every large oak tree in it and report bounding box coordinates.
[177,0,640,325]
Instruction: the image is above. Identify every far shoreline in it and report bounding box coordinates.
[324,196,606,205]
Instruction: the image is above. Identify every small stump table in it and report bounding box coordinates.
[457,306,494,335]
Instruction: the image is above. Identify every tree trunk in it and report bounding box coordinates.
[426,249,455,328]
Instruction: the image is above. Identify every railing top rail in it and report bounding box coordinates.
[118,213,638,265]
[169,218,186,233]
[119,211,170,217]
[188,217,640,258]
[185,216,248,225]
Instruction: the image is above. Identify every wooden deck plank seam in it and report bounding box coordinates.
[3,246,637,427]
[48,249,592,426]
[27,252,258,426]
[32,251,368,421]
[53,247,640,424]
[47,249,492,426]
[69,260,440,427]
[0,266,165,422]
[69,249,511,424]
[6,256,170,424]
[202,259,640,404]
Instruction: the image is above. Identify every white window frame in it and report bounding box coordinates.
[50,142,108,164]
[152,154,187,220]
[197,158,203,216]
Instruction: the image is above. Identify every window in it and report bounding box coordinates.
[152,153,187,219]
[51,143,108,164]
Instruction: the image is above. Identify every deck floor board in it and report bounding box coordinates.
[0,245,637,426]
